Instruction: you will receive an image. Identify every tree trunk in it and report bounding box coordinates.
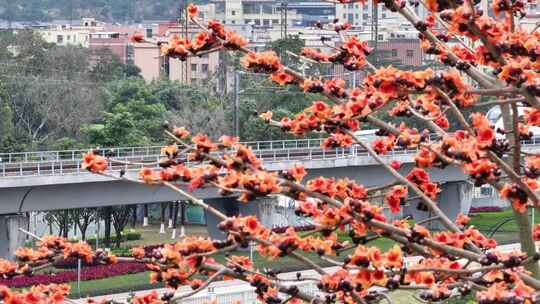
[168,202,174,228]
[62,210,69,238]
[104,207,112,248]
[80,223,88,241]
[502,103,540,278]
[143,204,149,226]
[115,230,122,248]
[131,205,137,228]
[160,203,166,234]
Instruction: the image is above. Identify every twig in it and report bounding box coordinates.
[170,269,226,302]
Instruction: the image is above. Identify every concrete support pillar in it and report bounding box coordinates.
[0,214,29,260]
[404,181,473,230]
[204,197,261,240]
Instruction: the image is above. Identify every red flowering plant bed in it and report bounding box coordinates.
[0,262,146,288]
[469,206,504,213]
[6,1,540,303]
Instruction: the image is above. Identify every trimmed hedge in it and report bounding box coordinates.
[110,244,164,257]
[79,230,142,244]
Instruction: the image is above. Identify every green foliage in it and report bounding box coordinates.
[231,36,327,141]
[0,0,206,22]
[82,100,165,147]
[84,230,142,245]
[0,31,139,151]
[82,77,228,147]
[0,87,15,152]
[267,35,305,67]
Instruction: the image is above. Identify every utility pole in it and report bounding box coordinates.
[234,71,240,138]
[6,1,13,30]
[70,0,74,26]
[280,1,288,39]
[178,0,189,84]
[370,0,379,50]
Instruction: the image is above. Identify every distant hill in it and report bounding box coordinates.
[0,0,206,23]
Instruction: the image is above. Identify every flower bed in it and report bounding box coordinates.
[0,262,147,288]
[469,206,503,213]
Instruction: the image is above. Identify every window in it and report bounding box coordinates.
[377,34,383,41]
[67,35,71,40]
[231,10,236,15]
[348,13,354,23]
[262,4,273,14]
[202,64,209,73]
[343,13,347,18]
[355,13,359,18]
[348,3,354,8]
[391,49,397,57]
[263,19,270,26]
[273,19,279,24]
[406,49,414,57]
[191,64,197,72]
[146,28,153,38]
[255,19,260,25]
[216,2,225,13]
[243,3,258,14]
[231,20,236,24]
[480,187,493,197]
[57,35,63,44]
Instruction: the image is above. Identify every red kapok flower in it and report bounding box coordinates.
[130,32,144,43]
[187,4,199,18]
[533,223,540,240]
[82,152,108,173]
[270,71,296,85]
[456,213,470,226]
[173,127,190,139]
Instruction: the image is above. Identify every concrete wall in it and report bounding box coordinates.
[403,181,473,230]
[133,42,161,81]
[0,215,29,260]
[471,196,509,209]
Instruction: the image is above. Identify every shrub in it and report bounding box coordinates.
[84,230,141,244]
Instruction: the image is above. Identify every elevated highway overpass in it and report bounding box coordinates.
[1,136,538,258]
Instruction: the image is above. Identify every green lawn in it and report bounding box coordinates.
[58,209,531,299]
[69,271,156,298]
[467,208,540,244]
[64,234,397,298]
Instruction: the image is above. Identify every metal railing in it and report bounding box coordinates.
[0,138,327,164]
[2,135,540,178]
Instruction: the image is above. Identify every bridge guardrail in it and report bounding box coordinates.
[2,136,540,178]
[0,144,423,178]
[0,138,327,164]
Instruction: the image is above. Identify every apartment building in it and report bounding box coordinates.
[89,32,130,63]
[204,0,300,27]
[132,23,221,86]
[38,18,105,47]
